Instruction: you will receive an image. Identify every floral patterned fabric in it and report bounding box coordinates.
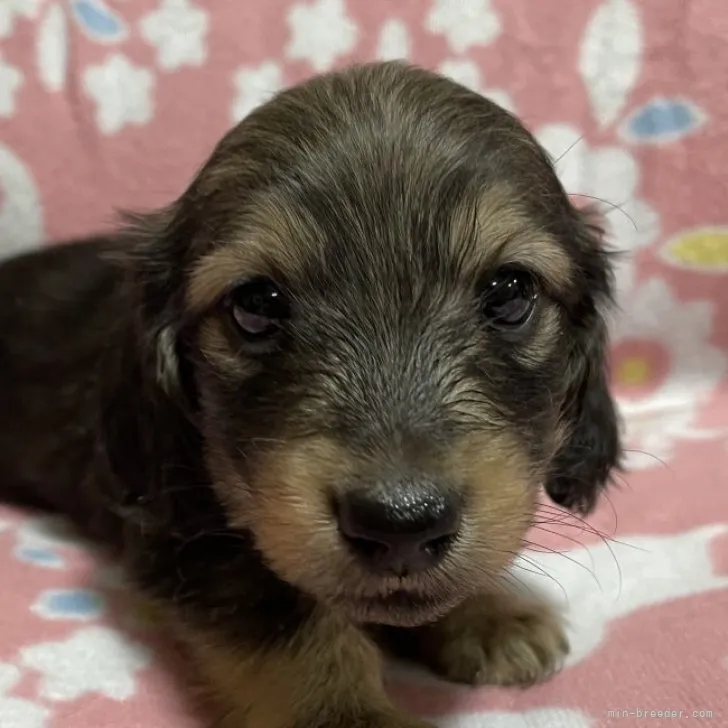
[1,1,727,726]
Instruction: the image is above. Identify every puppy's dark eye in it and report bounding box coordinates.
[227,277,290,340]
[482,267,538,328]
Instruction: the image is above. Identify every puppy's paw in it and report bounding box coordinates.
[419,594,569,687]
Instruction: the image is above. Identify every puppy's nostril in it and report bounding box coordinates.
[422,533,456,559]
[344,535,390,562]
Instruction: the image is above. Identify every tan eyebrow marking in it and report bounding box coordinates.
[187,197,324,313]
[187,242,273,312]
[450,183,574,292]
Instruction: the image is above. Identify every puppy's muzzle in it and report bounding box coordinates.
[335,479,462,577]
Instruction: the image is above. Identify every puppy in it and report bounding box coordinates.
[0,62,621,727]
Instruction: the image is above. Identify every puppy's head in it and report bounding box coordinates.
[122,62,621,626]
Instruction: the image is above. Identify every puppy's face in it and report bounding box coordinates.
[126,63,621,627]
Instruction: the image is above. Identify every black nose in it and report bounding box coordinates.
[336,482,461,576]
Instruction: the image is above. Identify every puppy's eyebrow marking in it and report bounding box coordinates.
[187,198,322,313]
[495,234,573,291]
[452,184,574,291]
[188,241,273,312]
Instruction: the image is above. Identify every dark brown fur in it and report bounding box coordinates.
[0,62,621,727]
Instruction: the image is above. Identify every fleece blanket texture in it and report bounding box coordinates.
[1,1,727,726]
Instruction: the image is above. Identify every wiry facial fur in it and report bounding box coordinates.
[0,62,621,725]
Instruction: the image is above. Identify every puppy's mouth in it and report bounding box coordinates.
[334,577,465,627]
[357,589,432,610]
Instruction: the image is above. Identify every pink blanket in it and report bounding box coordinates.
[1,1,727,726]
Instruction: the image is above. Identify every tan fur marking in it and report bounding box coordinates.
[516,305,562,368]
[187,195,324,313]
[442,432,537,571]
[244,436,356,593]
[498,236,573,290]
[196,318,261,378]
[452,184,573,291]
[236,428,545,625]
[154,326,181,394]
[187,243,272,312]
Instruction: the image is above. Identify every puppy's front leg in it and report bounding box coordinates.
[381,591,569,687]
[175,606,432,728]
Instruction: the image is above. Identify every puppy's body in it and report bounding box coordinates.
[0,239,124,521]
[0,62,620,727]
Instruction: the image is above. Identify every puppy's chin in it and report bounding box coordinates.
[337,588,466,627]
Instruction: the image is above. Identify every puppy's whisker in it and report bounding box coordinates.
[524,528,589,555]
[622,447,671,471]
[567,193,637,232]
[533,517,630,599]
[601,488,621,534]
[552,134,585,165]
[534,503,628,555]
[534,502,635,550]
[494,568,541,602]
[522,535,601,588]
[505,555,570,604]
[533,504,610,536]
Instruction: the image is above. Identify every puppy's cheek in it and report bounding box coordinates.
[241,437,354,594]
[197,318,262,379]
[204,440,256,521]
[513,307,561,370]
[444,432,539,574]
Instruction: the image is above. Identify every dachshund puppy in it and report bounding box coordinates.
[0,62,621,727]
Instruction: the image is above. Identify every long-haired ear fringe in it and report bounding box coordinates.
[102,202,197,403]
[543,205,623,515]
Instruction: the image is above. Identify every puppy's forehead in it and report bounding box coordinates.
[187,64,573,311]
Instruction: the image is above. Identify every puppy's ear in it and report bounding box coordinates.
[112,201,199,406]
[99,202,206,510]
[544,208,622,515]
